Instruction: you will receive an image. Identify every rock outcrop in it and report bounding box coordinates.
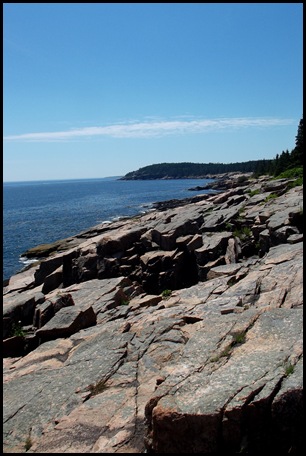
[3,175,303,453]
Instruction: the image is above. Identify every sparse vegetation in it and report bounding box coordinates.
[25,432,32,451]
[264,193,278,203]
[210,331,247,363]
[231,330,246,346]
[88,379,108,396]
[161,289,172,299]
[284,362,295,377]
[276,166,303,180]
[248,189,260,197]
[233,226,252,240]
[120,299,130,306]
[220,345,233,358]
[11,321,25,338]
[23,239,66,258]
[287,177,303,188]
[210,348,230,363]
[225,222,233,231]
[255,241,261,253]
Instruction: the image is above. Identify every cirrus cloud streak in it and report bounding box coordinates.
[3,117,295,142]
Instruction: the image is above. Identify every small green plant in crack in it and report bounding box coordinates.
[210,331,247,363]
[24,431,32,451]
[210,344,232,363]
[225,222,233,231]
[11,321,25,338]
[264,192,278,202]
[120,299,130,306]
[231,330,246,346]
[161,289,172,299]
[219,345,232,358]
[226,332,245,352]
[88,379,108,396]
[284,362,294,377]
[233,226,252,240]
[248,189,260,197]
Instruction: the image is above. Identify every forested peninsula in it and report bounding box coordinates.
[120,160,270,179]
[121,118,303,180]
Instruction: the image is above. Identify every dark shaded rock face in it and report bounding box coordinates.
[3,175,303,453]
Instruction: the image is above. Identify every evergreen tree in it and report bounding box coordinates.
[295,117,303,150]
[291,118,303,166]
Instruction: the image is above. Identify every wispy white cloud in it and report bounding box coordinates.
[3,117,295,142]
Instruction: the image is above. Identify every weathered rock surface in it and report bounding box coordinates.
[3,175,303,453]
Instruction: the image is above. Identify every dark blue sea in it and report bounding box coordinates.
[3,177,215,281]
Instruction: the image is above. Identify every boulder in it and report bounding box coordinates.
[34,253,64,286]
[225,237,241,263]
[195,231,232,265]
[3,289,45,337]
[33,293,74,329]
[35,306,96,342]
[207,263,243,280]
[41,265,63,294]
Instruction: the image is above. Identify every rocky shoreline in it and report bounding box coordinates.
[3,173,303,453]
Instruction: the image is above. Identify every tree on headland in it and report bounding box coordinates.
[290,117,303,167]
[272,150,291,177]
[252,117,302,177]
[269,117,303,176]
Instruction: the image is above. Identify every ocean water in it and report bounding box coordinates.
[3,176,214,281]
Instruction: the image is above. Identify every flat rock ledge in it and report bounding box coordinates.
[3,174,303,453]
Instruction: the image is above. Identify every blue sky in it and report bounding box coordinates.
[3,3,303,182]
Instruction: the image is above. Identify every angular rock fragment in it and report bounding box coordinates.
[35,306,96,341]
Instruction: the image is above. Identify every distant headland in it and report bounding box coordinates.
[119,160,273,180]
